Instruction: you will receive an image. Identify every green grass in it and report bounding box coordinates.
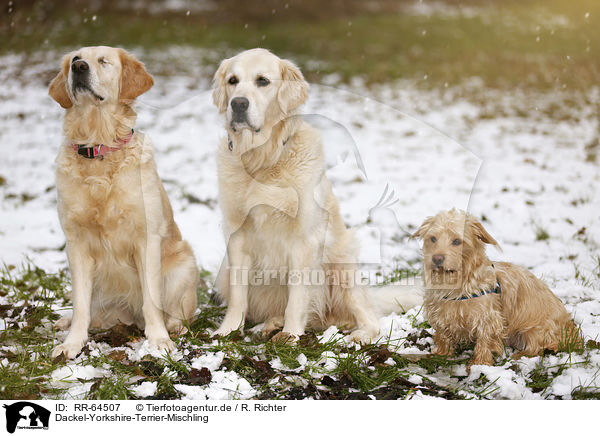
[574,262,594,288]
[2,0,599,93]
[0,261,597,400]
[0,265,71,399]
[535,225,550,241]
[87,377,134,400]
[526,358,567,394]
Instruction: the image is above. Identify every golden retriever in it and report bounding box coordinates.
[412,209,581,369]
[48,46,199,359]
[211,48,422,343]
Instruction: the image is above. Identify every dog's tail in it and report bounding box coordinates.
[366,283,424,318]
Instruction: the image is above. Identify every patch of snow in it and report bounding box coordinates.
[409,390,445,400]
[319,326,344,344]
[548,351,600,399]
[132,381,158,398]
[51,364,109,382]
[408,374,423,385]
[190,351,225,372]
[317,351,338,372]
[467,364,539,400]
[175,370,255,400]
[126,339,184,361]
[297,353,308,366]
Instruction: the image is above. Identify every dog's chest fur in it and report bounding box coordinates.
[222,158,290,225]
[219,131,321,230]
[56,143,146,254]
[426,294,503,339]
[217,125,332,267]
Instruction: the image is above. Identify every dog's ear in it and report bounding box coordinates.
[411,216,435,239]
[278,59,308,115]
[118,49,154,102]
[48,54,73,109]
[468,217,499,246]
[212,57,232,113]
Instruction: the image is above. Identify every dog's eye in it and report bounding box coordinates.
[72,56,80,63]
[452,239,462,246]
[228,76,239,85]
[256,76,270,87]
[430,236,437,243]
[98,57,107,65]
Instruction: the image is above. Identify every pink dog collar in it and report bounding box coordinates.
[72,129,134,159]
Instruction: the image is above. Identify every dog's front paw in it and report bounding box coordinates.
[212,327,231,338]
[510,351,536,361]
[466,357,494,373]
[271,331,298,344]
[54,316,72,331]
[147,336,176,353]
[52,341,84,360]
[212,317,244,338]
[261,316,284,338]
[433,345,455,357]
[347,328,377,346]
[212,324,239,337]
[165,317,186,333]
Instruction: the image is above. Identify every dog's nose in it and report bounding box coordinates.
[71,60,89,74]
[231,97,249,113]
[432,254,445,266]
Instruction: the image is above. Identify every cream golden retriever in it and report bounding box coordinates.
[211,48,422,343]
[48,46,199,359]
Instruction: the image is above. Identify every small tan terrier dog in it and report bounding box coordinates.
[412,209,581,369]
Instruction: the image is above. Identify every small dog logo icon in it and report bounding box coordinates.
[3,402,50,433]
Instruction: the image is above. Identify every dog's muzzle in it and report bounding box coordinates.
[431,265,457,274]
[71,60,104,101]
[230,97,250,126]
[229,97,261,132]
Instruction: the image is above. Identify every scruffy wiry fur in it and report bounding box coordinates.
[413,209,581,369]
[211,48,422,343]
[49,46,199,359]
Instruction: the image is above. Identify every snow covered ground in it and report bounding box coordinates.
[0,49,599,399]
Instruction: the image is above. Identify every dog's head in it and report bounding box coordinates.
[49,46,154,109]
[212,48,308,135]
[412,209,498,288]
